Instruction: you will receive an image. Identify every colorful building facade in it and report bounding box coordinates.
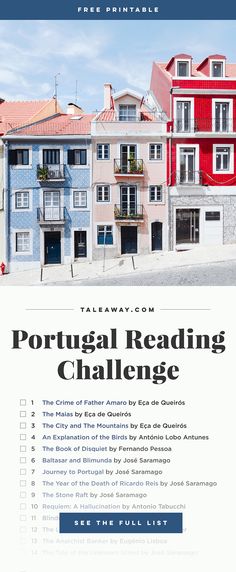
[4,109,94,272]
[151,53,236,249]
[91,84,168,259]
[0,98,62,268]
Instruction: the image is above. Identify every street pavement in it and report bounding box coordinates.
[1,244,236,286]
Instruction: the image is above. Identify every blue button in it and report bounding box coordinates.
[59,512,182,533]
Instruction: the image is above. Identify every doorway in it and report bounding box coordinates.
[151,221,163,251]
[44,231,61,264]
[74,231,87,258]
[176,209,200,245]
[121,226,137,254]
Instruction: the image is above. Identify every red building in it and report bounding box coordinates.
[150,53,236,249]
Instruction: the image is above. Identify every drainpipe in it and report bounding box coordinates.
[90,136,93,263]
[168,88,173,251]
[3,140,9,270]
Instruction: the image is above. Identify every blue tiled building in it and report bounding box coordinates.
[4,111,94,272]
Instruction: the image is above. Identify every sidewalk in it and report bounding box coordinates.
[1,243,236,286]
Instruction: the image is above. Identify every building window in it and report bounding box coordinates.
[15,191,29,209]
[212,61,223,77]
[149,185,163,202]
[73,190,87,208]
[96,185,110,202]
[9,149,29,166]
[43,149,60,165]
[149,144,163,161]
[215,102,230,132]
[205,211,221,221]
[68,149,87,166]
[97,144,110,160]
[215,147,231,171]
[176,101,191,132]
[97,225,113,245]
[15,232,30,253]
[119,105,136,122]
[177,61,189,77]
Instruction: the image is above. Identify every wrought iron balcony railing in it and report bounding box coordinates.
[114,204,144,220]
[176,170,202,186]
[114,158,144,175]
[173,118,234,133]
[37,164,65,181]
[37,207,66,223]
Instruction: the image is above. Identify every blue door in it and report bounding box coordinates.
[44,232,61,264]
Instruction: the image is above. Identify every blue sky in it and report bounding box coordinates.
[1,20,236,112]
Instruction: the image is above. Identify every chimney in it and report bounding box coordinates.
[104,83,112,109]
[67,102,84,115]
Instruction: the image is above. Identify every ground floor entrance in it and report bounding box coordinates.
[44,231,61,264]
[151,221,163,251]
[121,226,137,254]
[176,209,200,245]
[74,231,87,258]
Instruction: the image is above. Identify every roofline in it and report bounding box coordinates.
[112,88,143,101]
[3,134,92,140]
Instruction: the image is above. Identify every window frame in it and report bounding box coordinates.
[118,104,137,122]
[96,144,110,160]
[9,146,32,169]
[97,224,114,246]
[13,229,32,256]
[176,60,190,77]
[148,185,163,204]
[15,191,30,210]
[212,98,233,133]
[213,144,234,174]
[211,60,225,78]
[149,143,163,162]
[96,185,111,203]
[72,189,87,209]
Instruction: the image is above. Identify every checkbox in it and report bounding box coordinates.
[20,445,26,452]
[19,526,27,533]
[20,399,26,406]
[20,457,26,464]
[20,491,26,498]
[20,515,27,522]
[32,527,37,532]
[20,434,26,441]
[20,503,27,510]
[20,422,27,429]
[20,411,26,418]
[20,468,26,475]
[20,480,26,487]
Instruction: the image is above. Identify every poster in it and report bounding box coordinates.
[0,2,235,571]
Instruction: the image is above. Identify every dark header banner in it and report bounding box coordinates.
[0,0,235,20]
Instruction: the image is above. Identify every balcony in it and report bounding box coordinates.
[37,207,66,225]
[176,170,202,186]
[173,119,234,134]
[114,204,144,221]
[37,164,65,181]
[114,159,144,177]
